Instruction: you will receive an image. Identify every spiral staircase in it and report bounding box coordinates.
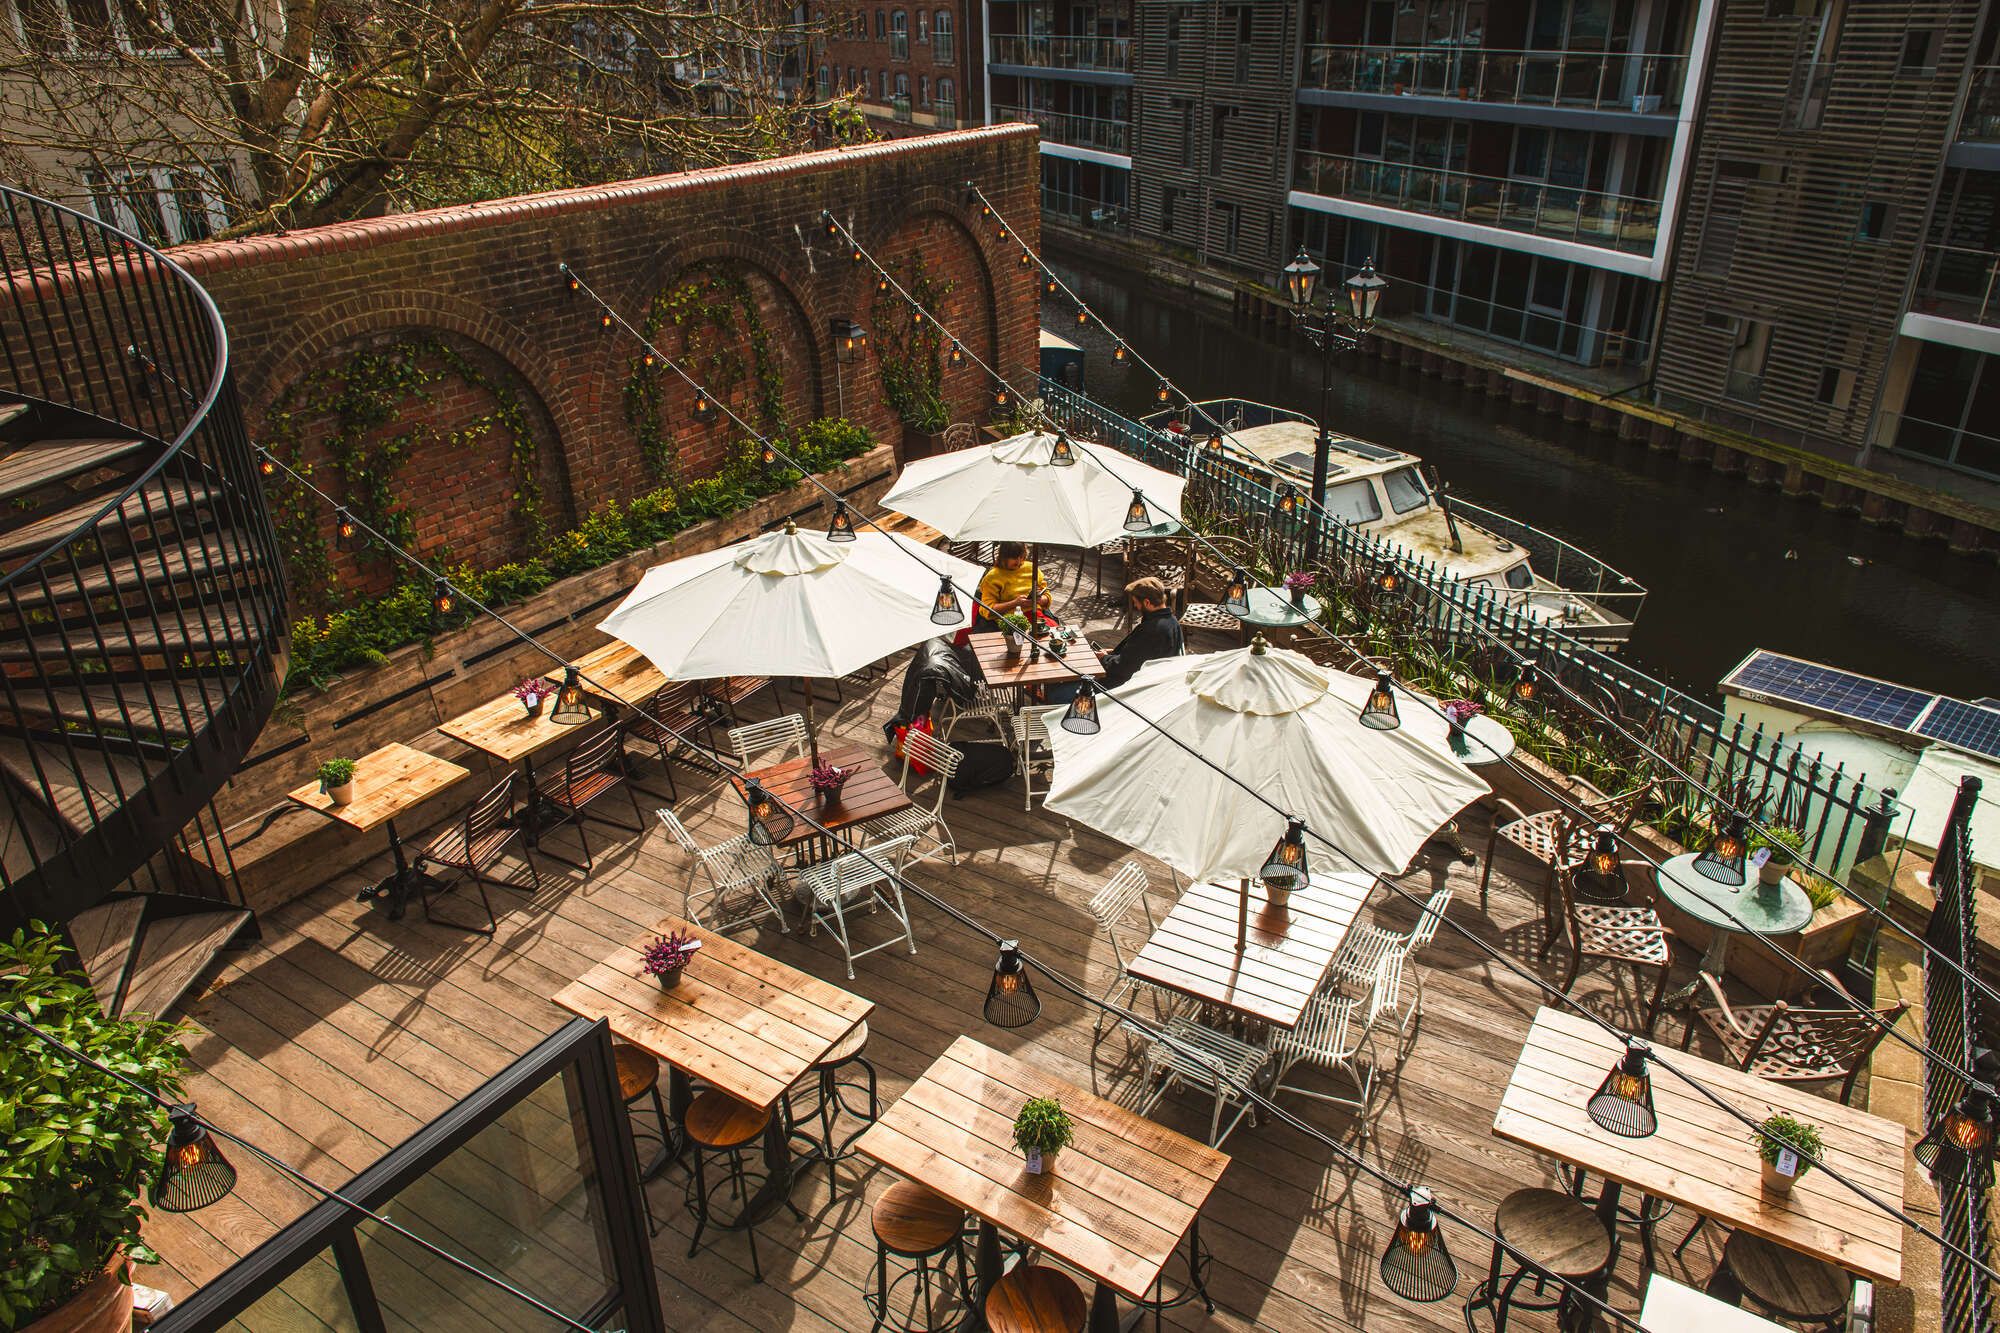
[0,187,289,1019]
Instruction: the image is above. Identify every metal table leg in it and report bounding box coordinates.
[357,817,446,920]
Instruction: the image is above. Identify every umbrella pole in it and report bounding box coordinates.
[1238,877,1250,952]
[804,678,820,765]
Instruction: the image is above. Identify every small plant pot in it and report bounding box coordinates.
[1023,1147,1057,1175]
[23,1252,131,1333]
[654,967,686,991]
[1759,858,1792,886]
[1005,633,1024,659]
[1289,587,1306,608]
[816,784,846,809]
[1760,1157,1799,1195]
[522,696,545,718]
[326,782,355,806]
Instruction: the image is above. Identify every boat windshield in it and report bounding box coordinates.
[1504,563,1535,590]
[1323,478,1382,524]
[1383,467,1430,514]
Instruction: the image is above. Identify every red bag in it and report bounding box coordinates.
[892,715,935,776]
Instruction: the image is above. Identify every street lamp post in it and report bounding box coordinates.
[1281,247,1388,563]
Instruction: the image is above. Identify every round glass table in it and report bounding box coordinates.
[1233,586,1325,631]
[1124,519,1184,540]
[1655,851,1813,999]
[1411,711,1516,768]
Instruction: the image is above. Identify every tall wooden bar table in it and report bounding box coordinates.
[857,1035,1230,1332]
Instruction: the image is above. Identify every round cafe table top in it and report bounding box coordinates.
[1124,519,1185,539]
[1407,709,1516,768]
[1233,586,1326,630]
[1655,851,1813,937]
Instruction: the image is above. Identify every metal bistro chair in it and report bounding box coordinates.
[656,808,790,934]
[794,834,920,979]
[1333,882,1452,1041]
[414,772,539,934]
[1012,708,1054,811]
[940,683,1018,744]
[1680,968,1908,1102]
[618,680,721,802]
[1085,861,1184,1046]
[1267,944,1401,1135]
[862,727,964,867]
[1140,1015,1270,1148]
[728,713,812,769]
[539,726,646,874]
[1479,779,1656,912]
[1546,861,1675,1037]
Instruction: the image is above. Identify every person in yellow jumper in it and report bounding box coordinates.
[974,541,1053,629]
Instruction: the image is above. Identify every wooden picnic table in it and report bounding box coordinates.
[554,913,872,1189]
[738,742,913,861]
[966,630,1107,691]
[287,741,469,919]
[855,1035,1230,1332]
[1494,1006,1906,1308]
[1127,871,1374,1030]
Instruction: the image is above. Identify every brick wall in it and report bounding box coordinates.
[169,125,1042,572]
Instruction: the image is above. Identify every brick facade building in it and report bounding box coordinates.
[819,0,985,134]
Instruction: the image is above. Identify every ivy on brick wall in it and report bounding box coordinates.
[261,334,547,610]
[624,266,790,480]
[870,252,953,434]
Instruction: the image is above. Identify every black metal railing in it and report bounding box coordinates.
[0,185,288,927]
[1924,776,1995,1333]
[1040,378,1888,882]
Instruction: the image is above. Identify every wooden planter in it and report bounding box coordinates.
[899,425,949,464]
[23,1254,131,1333]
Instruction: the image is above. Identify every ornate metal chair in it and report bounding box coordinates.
[656,808,790,934]
[1679,969,1908,1104]
[862,727,964,867]
[1546,862,1675,1037]
[1479,778,1657,912]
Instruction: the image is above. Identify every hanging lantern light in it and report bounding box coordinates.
[1589,824,1620,878]
[691,391,717,423]
[1511,660,1541,705]
[1224,567,1251,615]
[1122,490,1151,533]
[912,308,924,327]
[1378,564,1401,594]
[1694,812,1749,885]
[1915,1086,1998,1184]
[827,501,857,542]
[759,439,779,469]
[993,381,1010,409]
[1075,308,1089,328]
[1359,671,1400,730]
[1205,431,1223,454]
[877,273,890,294]
[1049,433,1077,467]
[1379,1187,1457,1303]
[930,576,965,625]
[258,455,277,478]
[851,246,865,265]
[997,225,1010,242]
[1275,484,1301,517]
[822,210,839,237]
[1587,1038,1658,1138]
[562,264,581,293]
[1043,271,1058,295]
[744,779,796,846]
[948,341,965,368]
[1259,819,1309,890]
[1018,250,1033,269]
[642,349,658,370]
[1154,378,1171,404]
[335,508,366,553]
[984,940,1041,1027]
[598,310,614,332]
[152,1107,236,1213]
[1060,682,1101,735]
[550,666,592,725]
[430,578,457,628]
[1113,341,1128,362]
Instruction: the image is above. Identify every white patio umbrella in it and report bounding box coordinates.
[1042,639,1491,948]
[599,523,986,756]
[880,429,1189,548]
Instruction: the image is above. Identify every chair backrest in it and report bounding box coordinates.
[656,806,700,855]
[1584,780,1657,834]
[1369,939,1410,1022]
[1281,986,1364,1063]
[814,834,917,901]
[1740,1000,1912,1093]
[564,726,625,784]
[900,727,964,786]
[464,773,517,844]
[1406,883,1454,954]
[638,680,703,730]
[729,714,810,767]
[1013,709,1051,747]
[942,422,978,451]
[1089,861,1152,970]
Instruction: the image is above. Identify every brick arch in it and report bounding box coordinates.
[853,197,1004,429]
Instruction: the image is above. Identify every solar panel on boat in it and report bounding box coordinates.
[1722,651,1934,731]
[1916,698,2000,760]
[1339,438,1404,462]
[1272,451,1347,477]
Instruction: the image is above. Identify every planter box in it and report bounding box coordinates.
[899,425,949,464]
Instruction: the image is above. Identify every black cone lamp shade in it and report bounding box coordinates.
[550,666,592,725]
[1260,819,1309,890]
[430,579,457,628]
[153,1107,236,1213]
[335,508,366,552]
[1378,565,1401,594]
[1113,341,1127,362]
[1224,568,1251,615]
[744,779,795,846]
[1276,485,1300,517]
[993,382,1010,408]
[692,392,716,423]
[1155,379,1171,404]
[827,501,857,542]
[1915,1087,1997,1183]
[1122,491,1151,533]
[1589,825,1620,878]
[1060,682,1101,735]
[930,577,965,626]
[1359,672,1401,730]
[949,341,965,367]
[1049,433,1077,466]
[984,940,1040,1027]
[758,439,778,468]
[1587,1039,1658,1138]
[1695,813,1749,884]
[1512,660,1541,705]
[1379,1187,1456,1303]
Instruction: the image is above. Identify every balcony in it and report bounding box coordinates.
[1041,184,1129,232]
[989,34,1132,75]
[1910,243,2000,327]
[1961,65,2000,142]
[996,104,1129,154]
[1293,149,1661,254]
[1301,44,1687,114]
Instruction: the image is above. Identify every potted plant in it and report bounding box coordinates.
[1283,570,1315,608]
[1000,612,1032,656]
[1013,1096,1074,1175]
[513,677,553,718]
[640,930,702,990]
[317,757,357,806]
[1757,824,1807,887]
[1752,1113,1823,1196]
[3,924,190,1333]
[810,759,855,807]
[1441,699,1483,748]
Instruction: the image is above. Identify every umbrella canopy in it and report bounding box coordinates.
[1043,642,1491,885]
[880,430,1188,547]
[599,526,987,680]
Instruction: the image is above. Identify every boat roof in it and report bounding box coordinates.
[1038,329,1080,352]
[1217,420,1419,482]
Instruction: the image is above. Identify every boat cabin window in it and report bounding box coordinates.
[1503,562,1535,590]
[1323,478,1383,524]
[1383,466,1430,514]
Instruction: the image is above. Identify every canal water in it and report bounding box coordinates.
[1045,265,2000,704]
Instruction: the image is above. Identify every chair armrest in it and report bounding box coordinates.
[1491,796,1532,827]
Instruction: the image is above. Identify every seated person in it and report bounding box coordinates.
[1100,576,1184,689]
[975,541,1053,629]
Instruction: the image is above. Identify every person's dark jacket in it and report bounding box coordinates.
[1100,608,1184,689]
[886,637,979,737]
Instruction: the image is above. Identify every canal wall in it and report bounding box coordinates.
[1046,225,2000,562]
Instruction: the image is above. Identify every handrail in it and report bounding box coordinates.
[1960,64,2000,141]
[1910,242,2000,327]
[1300,42,1688,111]
[990,33,1132,73]
[995,104,1129,152]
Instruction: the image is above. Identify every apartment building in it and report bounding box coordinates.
[821,0,985,132]
[987,0,2000,489]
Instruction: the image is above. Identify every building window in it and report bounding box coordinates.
[933,9,951,61]
[1210,105,1237,172]
[818,65,831,97]
[935,76,956,126]
[918,74,928,105]
[890,10,908,59]
[1227,4,1251,82]
[1899,29,1938,72]
[1216,199,1241,255]
[1161,186,1179,233]
[13,0,218,55]
[1857,199,1894,240]
[917,10,927,41]
[1818,365,1856,409]
[875,9,886,39]
[1726,319,1772,402]
[1165,6,1186,78]
[85,164,232,246]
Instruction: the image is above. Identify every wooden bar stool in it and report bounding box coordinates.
[1461,1187,1612,1332]
[684,1089,775,1282]
[611,1042,673,1234]
[866,1179,972,1333]
[984,1265,1088,1333]
[789,1020,879,1177]
[1707,1231,1849,1331]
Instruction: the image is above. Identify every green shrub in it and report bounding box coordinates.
[1011,1097,1074,1156]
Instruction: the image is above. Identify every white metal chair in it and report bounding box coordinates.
[727,713,811,769]
[1332,882,1453,1038]
[792,834,919,979]
[1012,709,1054,810]
[862,728,963,866]
[1139,1015,1270,1147]
[1085,861,1177,1044]
[1266,945,1400,1133]
[656,809,790,934]
[940,684,1017,743]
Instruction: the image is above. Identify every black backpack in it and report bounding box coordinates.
[949,742,1016,797]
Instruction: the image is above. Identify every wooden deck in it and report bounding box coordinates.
[138,585,1831,1331]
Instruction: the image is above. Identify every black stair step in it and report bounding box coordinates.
[0,603,263,665]
[68,896,145,1013]
[0,475,219,574]
[117,906,250,1019]
[0,735,151,838]
[2,675,236,739]
[0,437,152,507]
[0,532,272,615]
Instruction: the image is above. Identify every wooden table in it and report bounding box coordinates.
[872,508,947,548]
[438,674,615,859]
[287,742,469,919]
[966,630,1106,691]
[1127,871,1374,1030]
[739,743,912,862]
[855,1036,1230,1332]
[571,638,668,703]
[554,914,873,1192]
[1494,1005,1905,1321]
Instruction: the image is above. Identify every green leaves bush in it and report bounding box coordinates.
[1,924,187,1330]
[285,420,875,689]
